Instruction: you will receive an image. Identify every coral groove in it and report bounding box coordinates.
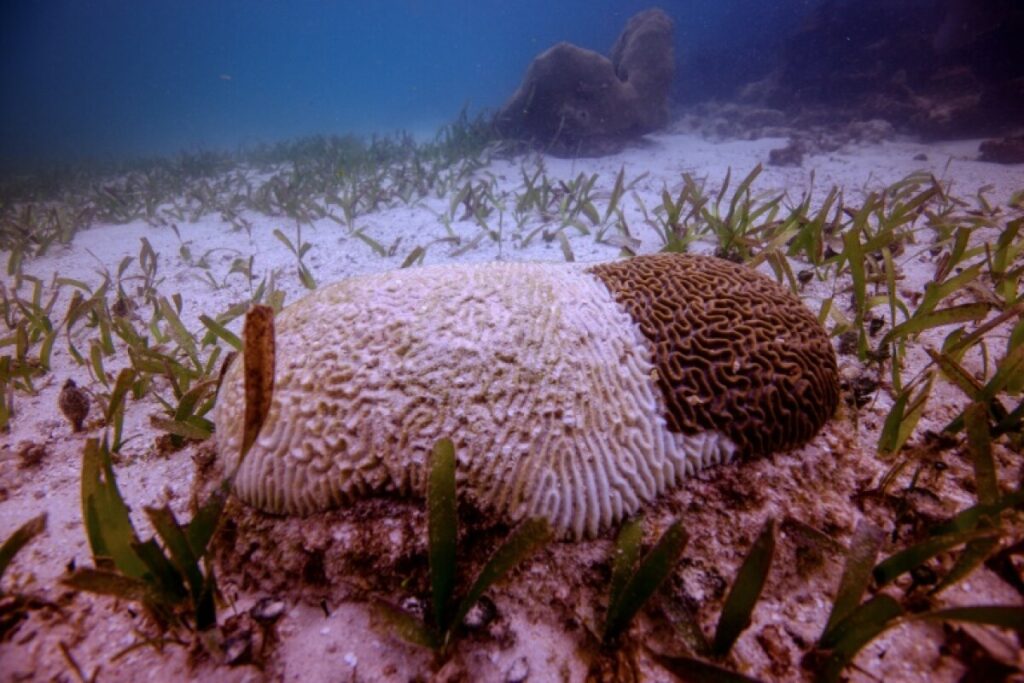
[588,254,839,456]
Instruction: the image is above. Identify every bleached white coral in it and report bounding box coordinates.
[215,261,736,538]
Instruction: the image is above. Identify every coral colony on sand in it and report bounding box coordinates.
[214,253,838,539]
[4,4,1024,681]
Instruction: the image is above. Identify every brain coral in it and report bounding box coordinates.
[215,254,838,538]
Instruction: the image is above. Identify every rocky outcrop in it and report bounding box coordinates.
[497,8,674,156]
[737,0,1024,139]
[609,9,675,121]
[979,136,1024,164]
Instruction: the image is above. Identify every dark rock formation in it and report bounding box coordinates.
[979,136,1024,164]
[737,0,1024,139]
[768,140,804,167]
[497,8,674,156]
[609,9,675,119]
[675,101,897,160]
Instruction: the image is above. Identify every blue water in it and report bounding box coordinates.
[0,1,814,167]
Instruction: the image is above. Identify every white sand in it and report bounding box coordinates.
[1,130,1021,681]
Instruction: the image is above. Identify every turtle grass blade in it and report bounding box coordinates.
[90,343,108,387]
[428,438,457,632]
[185,483,228,558]
[401,245,426,269]
[157,296,200,368]
[649,651,764,683]
[843,227,866,323]
[372,599,439,650]
[150,415,213,441]
[880,302,991,348]
[353,228,388,257]
[932,536,1001,595]
[448,518,551,643]
[272,228,297,255]
[557,231,575,262]
[879,374,934,456]
[602,519,687,644]
[199,314,242,351]
[712,518,776,657]
[173,379,218,421]
[81,438,149,580]
[605,167,626,222]
[994,398,1024,437]
[944,343,1024,434]
[715,167,732,210]
[193,565,218,631]
[919,263,984,317]
[965,402,999,505]
[873,528,997,587]
[62,568,158,605]
[657,590,711,657]
[131,538,187,601]
[62,565,175,630]
[725,163,763,225]
[821,520,884,643]
[928,349,983,400]
[105,368,135,422]
[145,506,204,605]
[0,513,47,585]
[930,488,1024,536]
[912,605,1024,633]
[980,342,1024,403]
[298,264,316,290]
[816,594,903,683]
[608,518,644,618]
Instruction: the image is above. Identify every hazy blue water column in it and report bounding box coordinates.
[0,0,813,166]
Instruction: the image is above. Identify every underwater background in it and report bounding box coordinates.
[2,2,1024,681]
[0,0,818,166]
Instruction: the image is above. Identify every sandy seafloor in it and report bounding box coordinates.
[1,127,1023,682]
